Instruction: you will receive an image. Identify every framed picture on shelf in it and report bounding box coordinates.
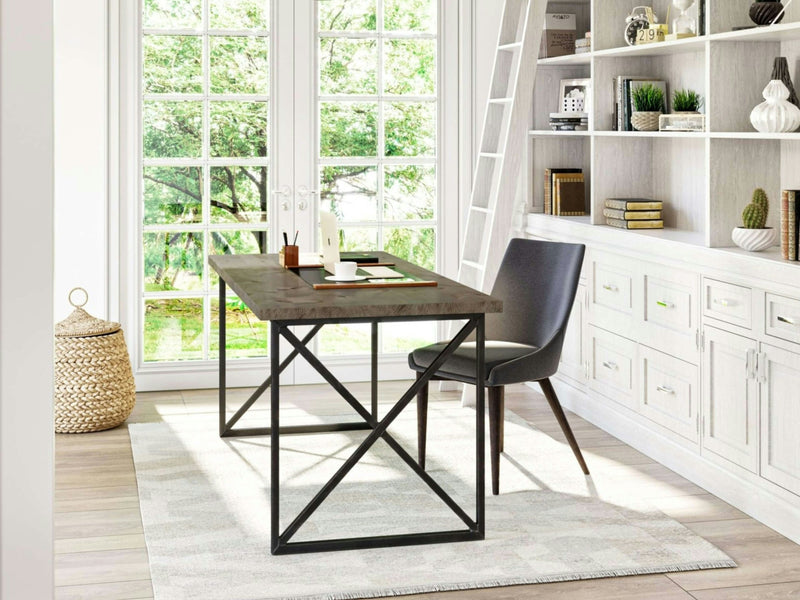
[559,78,592,114]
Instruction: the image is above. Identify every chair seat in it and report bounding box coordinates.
[409,340,538,384]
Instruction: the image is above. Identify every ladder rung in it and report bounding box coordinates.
[497,42,522,51]
[471,205,492,214]
[479,152,503,158]
[488,98,513,104]
[461,260,485,271]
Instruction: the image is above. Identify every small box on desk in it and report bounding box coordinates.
[279,245,299,268]
[539,13,576,59]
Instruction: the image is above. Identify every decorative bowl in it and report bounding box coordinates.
[731,227,776,252]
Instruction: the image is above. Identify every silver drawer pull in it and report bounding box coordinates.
[602,283,618,292]
[656,300,674,309]
[777,315,798,326]
[602,360,618,370]
[656,385,675,395]
[713,298,736,308]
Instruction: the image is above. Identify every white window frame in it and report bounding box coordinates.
[114,0,464,391]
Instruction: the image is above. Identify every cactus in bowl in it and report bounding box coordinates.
[732,188,776,251]
[742,187,769,228]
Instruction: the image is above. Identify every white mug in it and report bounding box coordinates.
[334,261,358,280]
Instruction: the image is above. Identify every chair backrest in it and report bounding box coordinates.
[486,238,585,349]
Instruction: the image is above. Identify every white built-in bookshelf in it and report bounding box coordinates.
[527,0,800,258]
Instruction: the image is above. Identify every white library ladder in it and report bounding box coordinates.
[459,0,547,292]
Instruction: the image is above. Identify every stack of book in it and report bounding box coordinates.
[545,168,586,216]
[603,198,664,229]
[549,112,588,131]
[575,32,591,54]
[781,190,800,261]
[612,76,666,131]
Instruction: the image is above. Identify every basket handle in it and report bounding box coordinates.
[68,287,89,309]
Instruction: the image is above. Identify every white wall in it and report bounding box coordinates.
[0,0,55,597]
[54,0,108,320]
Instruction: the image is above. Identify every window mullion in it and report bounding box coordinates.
[202,0,211,361]
[377,0,385,253]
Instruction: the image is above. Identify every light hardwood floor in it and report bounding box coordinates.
[55,382,800,600]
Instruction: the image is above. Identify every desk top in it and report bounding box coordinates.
[209,252,503,322]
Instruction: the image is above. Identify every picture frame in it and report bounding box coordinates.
[558,78,592,115]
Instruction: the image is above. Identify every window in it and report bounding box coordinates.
[141,0,271,362]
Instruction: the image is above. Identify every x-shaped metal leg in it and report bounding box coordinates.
[270,316,485,555]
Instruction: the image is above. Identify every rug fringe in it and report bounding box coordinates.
[272,559,738,600]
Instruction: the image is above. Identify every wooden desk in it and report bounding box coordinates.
[208,252,502,555]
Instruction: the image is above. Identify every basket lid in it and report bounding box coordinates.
[55,288,121,338]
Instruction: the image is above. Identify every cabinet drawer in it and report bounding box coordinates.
[588,326,637,410]
[704,278,752,329]
[765,293,800,346]
[594,265,633,313]
[589,251,637,338]
[640,346,699,443]
[645,277,693,331]
[641,267,699,363]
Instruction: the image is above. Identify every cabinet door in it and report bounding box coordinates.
[588,326,637,410]
[589,250,638,340]
[702,326,759,473]
[559,284,586,385]
[641,264,700,364]
[640,345,699,444]
[760,343,800,495]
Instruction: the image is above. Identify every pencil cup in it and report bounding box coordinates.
[279,245,299,268]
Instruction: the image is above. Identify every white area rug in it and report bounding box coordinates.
[129,402,735,600]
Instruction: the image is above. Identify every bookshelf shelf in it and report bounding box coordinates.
[528,129,590,137]
[593,36,707,58]
[537,53,591,66]
[528,0,800,256]
[709,21,800,43]
[594,131,705,139]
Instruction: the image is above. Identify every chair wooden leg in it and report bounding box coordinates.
[416,372,429,470]
[488,386,504,495]
[539,378,590,475]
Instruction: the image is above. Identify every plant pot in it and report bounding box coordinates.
[631,111,661,131]
[750,1,785,26]
[731,227,776,251]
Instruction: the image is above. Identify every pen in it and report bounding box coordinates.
[293,230,299,245]
[283,231,288,246]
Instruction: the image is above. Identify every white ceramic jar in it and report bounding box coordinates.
[750,80,800,133]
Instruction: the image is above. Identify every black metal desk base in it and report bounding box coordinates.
[218,279,485,555]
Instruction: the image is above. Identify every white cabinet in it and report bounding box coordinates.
[588,325,637,410]
[702,326,759,473]
[589,251,637,340]
[765,294,800,346]
[639,345,699,444]
[641,265,699,364]
[704,278,753,330]
[760,343,800,496]
[560,284,586,385]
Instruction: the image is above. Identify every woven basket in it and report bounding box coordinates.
[631,111,662,132]
[54,288,136,433]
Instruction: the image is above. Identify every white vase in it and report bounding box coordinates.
[731,227,776,252]
[750,80,800,133]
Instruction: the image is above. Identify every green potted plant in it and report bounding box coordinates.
[672,88,703,113]
[732,188,776,251]
[631,83,665,131]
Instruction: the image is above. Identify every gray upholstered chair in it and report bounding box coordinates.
[408,238,589,495]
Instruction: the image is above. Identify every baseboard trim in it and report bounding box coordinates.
[529,379,800,545]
